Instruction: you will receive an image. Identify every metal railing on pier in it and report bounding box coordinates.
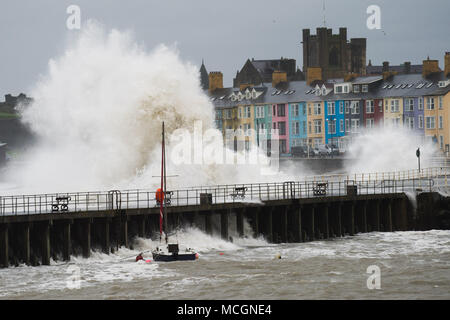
[0,175,438,217]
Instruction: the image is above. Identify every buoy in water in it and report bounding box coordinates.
[219,252,224,255]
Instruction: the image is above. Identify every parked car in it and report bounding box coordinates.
[316,145,331,157]
[291,146,308,157]
[327,144,340,156]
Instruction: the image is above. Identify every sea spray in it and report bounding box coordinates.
[6,22,281,194]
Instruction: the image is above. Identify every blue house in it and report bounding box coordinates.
[288,102,307,150]
[324,99,345,146]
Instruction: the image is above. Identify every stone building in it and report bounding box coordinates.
[302,27,366,83]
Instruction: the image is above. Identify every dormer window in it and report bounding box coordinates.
[252,89,257,99]
[362,85,368,93]
[322,88,326,95]
[353,85,360,93]
[230,93,237,101]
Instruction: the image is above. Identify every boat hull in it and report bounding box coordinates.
[152,252,198,262]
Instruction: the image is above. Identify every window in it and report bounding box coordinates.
[308,121,311,134]
[302,104,306,115]
[426,116,435,129]
[379,100,383,112]
[303,121,307,134]
[362,84,368,93]
[427,97,435,110]
[345,119,349,133]
[225,109,232,119]
[392,118,400,127]
[278,122,286,135]
[343,85,348,93]
[353,85,360,93]
[335,86,343,93]
[345,101,350,114]
[351,101,360,114]
[339,101,344,114]
[366,118,374,128]
[277,104,285,116]
[314,119,322,134]
[439,116,443,129]
[390,100,400,113]
[327,102,335,115]
[291,104,299,117]
[418,98,423,110]
[440,136,444,149]
[405,117,414,130]
[439,96,443,109]
[340,119,344,132]
[351,119,360,133]
[292,121,300,135]
[418,115,424,129]
[255,106,265,118]
[366,100,374,114]
[313,103,322,115]
[273,105,276,116]
[245,106,251,118]
[404,99,414,112]
[328,120,336,134]
[279,140,287,153]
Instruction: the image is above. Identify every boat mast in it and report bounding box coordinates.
[159,122,165,243]
[163,122,168,243]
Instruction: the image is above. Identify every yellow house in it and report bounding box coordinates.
[424,92,450,153]
[307,100,325,147]
[383,97,403,128]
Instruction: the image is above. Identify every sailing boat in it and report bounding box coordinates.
[152,122,198,262]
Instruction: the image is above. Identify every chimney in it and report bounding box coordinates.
[422,57,440,78]
[208,72,223,93]
[344,73,359,82]
[403,62,411,74]
[445,52,450,77]
[382,61,389,73]
[306,67,322,86]
[272,70,287,87]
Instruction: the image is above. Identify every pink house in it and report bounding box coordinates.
[272,103,290,154]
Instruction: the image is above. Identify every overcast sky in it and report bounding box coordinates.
[0,0,449,96]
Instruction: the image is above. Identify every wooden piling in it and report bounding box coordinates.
[62,220,71,261]
[81,219,91,258]
[293,206,302,242]
[280,206,288,243]
[220,211,228,240]
[236,208,245,238]
[41,221,51,265]
[0,224,8,268]
[323,205,329,239]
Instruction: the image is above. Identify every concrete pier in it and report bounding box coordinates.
[0,191,445,268]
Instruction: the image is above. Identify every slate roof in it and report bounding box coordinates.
[209,72,449,108]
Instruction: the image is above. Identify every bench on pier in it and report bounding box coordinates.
[52,196,71,212]
[312,183,328,196]
[230,187,247,200]
[156,191,173,206]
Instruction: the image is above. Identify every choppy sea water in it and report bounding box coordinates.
[0,228,449,300]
